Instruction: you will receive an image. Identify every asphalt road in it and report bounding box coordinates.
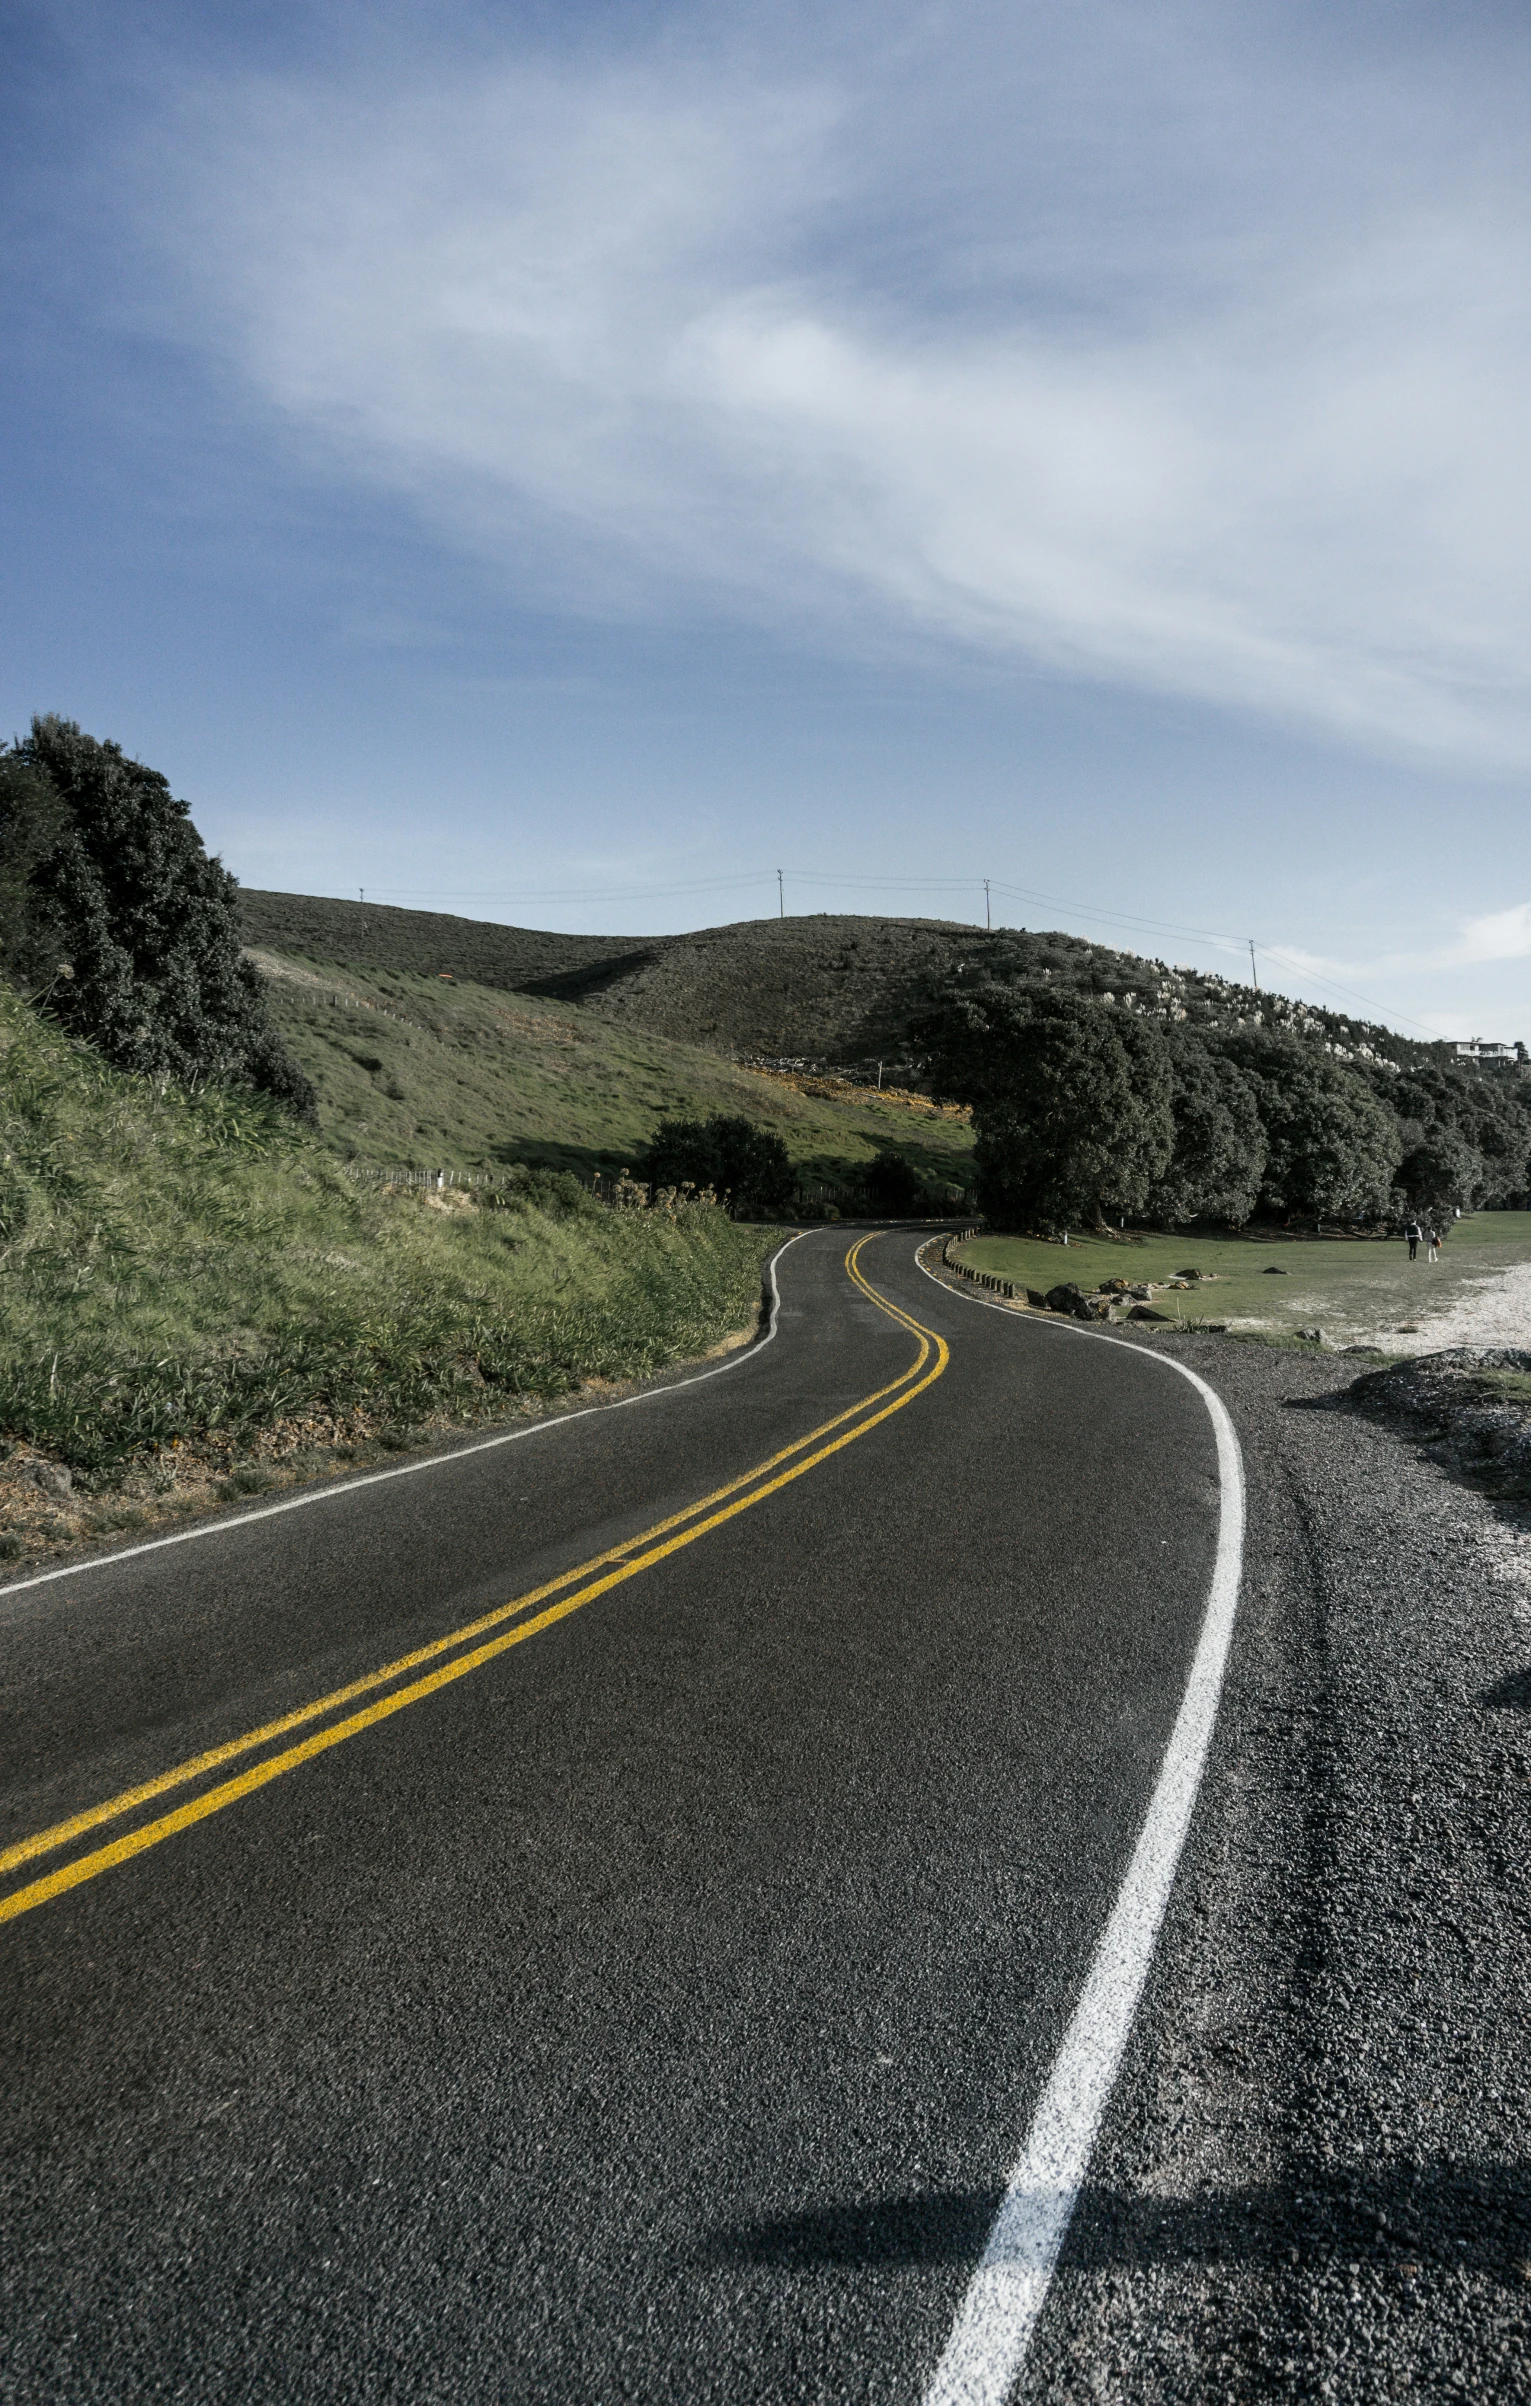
[0,1228,1226,2403]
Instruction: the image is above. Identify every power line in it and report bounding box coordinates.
[344,866,1450,1041]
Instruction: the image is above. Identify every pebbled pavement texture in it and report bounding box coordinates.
[996,1318,1531,2402]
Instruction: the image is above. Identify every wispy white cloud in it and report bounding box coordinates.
[1457,901,1531,963]
[130,4,1531,766]
[1279,899,1531,981]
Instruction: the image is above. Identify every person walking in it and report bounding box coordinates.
[1426,1224,1441,1263]
[1405,1217,1422,1261]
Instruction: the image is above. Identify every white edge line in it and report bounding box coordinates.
[914,1246,1246,2406]
[0,1231,811,1605]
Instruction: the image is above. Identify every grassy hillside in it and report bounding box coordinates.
[239,890,649,996]
[240,892,1452,1074]
[248,947,976,1192]
[0,989,779,1543]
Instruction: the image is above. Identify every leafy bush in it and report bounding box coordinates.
[2,717,314,1118]
[485,1164,602,1219]
[863,1150,925,1214]
[641,1114,796,1217]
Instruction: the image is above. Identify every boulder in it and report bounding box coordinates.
[1263,1265,1289,1275]
[1127,1305,1171,1323]
[1044,1282,1093,1318]
[1025,1288,1050,1310]
[1102,1277,1133,1294]
[1128,1284,1155,1300]
[24,1460,73,1502]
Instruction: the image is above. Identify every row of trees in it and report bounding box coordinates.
[919,984,1531,1233]
[0,716,314,1116]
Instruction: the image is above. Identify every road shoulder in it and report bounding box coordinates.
[1024,1330,1531,2399]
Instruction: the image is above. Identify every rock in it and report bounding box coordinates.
[1025,1288,1050,1310]
[1175,1267,1204,1279]
[1296,1327,1323,1342]
[1127,1305,1171,1323]
[1044,1282,1093,1318]
[1102,1277,1133,1294]
[1263,1265,1289,1274]
[1128,1284,1155,1300]
[24,1460,73,1502]
[1165,1278,1191,1289]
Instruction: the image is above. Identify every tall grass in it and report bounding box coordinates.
[0,991,778,1478]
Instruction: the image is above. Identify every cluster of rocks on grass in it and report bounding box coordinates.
[1027,1267,1224,1326]
[1346,1347,1531,1502]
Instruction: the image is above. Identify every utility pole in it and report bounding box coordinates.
[359,889,365,904]
[984,878,991,931]
[777,869,784,920]
[1248,939,1259,991]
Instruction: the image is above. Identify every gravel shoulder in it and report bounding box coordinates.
[1026,1327,1531,2400]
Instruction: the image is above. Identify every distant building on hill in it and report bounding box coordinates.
[1454,1038,1517,1060]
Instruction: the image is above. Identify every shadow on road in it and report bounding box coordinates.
[1483,1665,1531,1709]
[703,2160,1531,2278]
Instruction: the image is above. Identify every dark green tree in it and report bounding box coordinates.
[920,985,1174,1231]
[1380,1060,1531,1209]
[1147,1037,1267,1226]
[863,1150,924,1215]
[1395,1118,1482,1215]
[1219,1030,1401,1220]
[2,717,314,1117]
[0,752,71,992]
[642,1113,796,1217]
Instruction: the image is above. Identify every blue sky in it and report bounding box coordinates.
[4,0,1529,1040]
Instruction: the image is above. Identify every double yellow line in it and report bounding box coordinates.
[1,1235,948,1927]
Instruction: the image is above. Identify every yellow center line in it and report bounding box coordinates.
[1,1236,949,1926]
[2,1246,928,1880]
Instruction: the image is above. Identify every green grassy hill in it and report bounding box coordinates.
[247,945,976,1193]
[0,988,779,1545]
[239,890,650,998]
[240,891,1443,1074]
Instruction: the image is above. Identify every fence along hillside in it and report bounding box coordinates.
[343,1164,959,1218]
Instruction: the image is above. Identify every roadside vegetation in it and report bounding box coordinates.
[5,709,1528,1556]
[0,988,777,1545]
[251,946,976,1195]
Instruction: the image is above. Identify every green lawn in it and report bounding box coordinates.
[253,951,976,1192]
[955,1214,1531,1347]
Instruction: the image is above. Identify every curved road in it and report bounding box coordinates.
[0,1228,1233,2402]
